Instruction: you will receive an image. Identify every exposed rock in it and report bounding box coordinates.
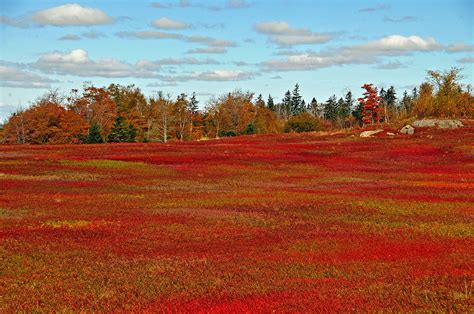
[360,129,384,137]
[400,125,415,135]
[412,119,463,129]
[387,132,395,136]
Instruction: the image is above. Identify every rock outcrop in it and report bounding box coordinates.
[360,129,384,137]
[412,119,463,129]
[400,125,415,135]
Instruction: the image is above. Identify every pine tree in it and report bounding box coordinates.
[107,116,136,142]
[337,96,350,119]
[189,92,199,114]
[382,86,397,121]
[309,97,319,117]
[352,103,364,126]
[282,90,292,118]
[267,94,275,111]
[323,95,338,121]
[85,123,103,144]
[256,94,265,108]
[290,84,303,116]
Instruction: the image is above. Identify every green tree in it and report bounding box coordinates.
[290,83,303,116]
[267,94,275,111]
[282,90,292,119]
[107,116,136,143]
[323,95,338,122]
[256,94,265,108]
[85,123,103,144]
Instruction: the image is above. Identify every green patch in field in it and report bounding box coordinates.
[60,159,147,169]
[43,220,90,228]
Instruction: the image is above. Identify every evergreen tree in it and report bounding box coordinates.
[282,90,292,118]
[107,116,137,143]
[323,95,338,121]
[382,86,397,121]
[352,103,364,126]
[400,90,413,115]
[267,94,275,111]
[309,97,319,117]
[256,94,265,108]
[290,83,303,116]
[189,92,199,114]
[85,123,103,144]
[337,94,351,119]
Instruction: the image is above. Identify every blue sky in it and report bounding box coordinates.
[1,0,473,121]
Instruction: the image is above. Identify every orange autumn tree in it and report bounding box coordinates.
[358,84,383,125]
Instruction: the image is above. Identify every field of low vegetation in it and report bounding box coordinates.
[1,126,473,311]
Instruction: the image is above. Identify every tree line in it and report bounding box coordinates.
[1,68,472,144]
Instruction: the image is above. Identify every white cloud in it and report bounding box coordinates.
[446,43,474,53]
[261,35,442,71]
[255,21,332,46]
[27,49,242,83]
[32,49,138,78]
[0,65,57,88]
[32,3,113,26]
[354,35,441,53]
[152,17,190,29]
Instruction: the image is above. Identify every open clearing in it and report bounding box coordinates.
[1,128,473,311]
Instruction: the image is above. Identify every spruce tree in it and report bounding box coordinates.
[267,94,275,111]
[256,94,265,108]
[323,95,338,121]
[309,97,319,117]
[85,123,103,144]
[291,83,303,116]
[283,90,292,118]
[107,116,136,143]
[189,92,199,114]
[338,91,353,119]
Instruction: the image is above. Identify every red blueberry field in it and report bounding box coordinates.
[1,128,473,312]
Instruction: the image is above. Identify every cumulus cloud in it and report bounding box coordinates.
[446,43,474,53]
[25,49,248,83]
[31,3,113,26]
[255,21,333,46]
[31,49,139,78]
[152,17,190,29]
[0,65,57,88]
[261,35,442,71]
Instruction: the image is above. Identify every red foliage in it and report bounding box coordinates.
[358,84,383,125]
[0,127,473,311]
